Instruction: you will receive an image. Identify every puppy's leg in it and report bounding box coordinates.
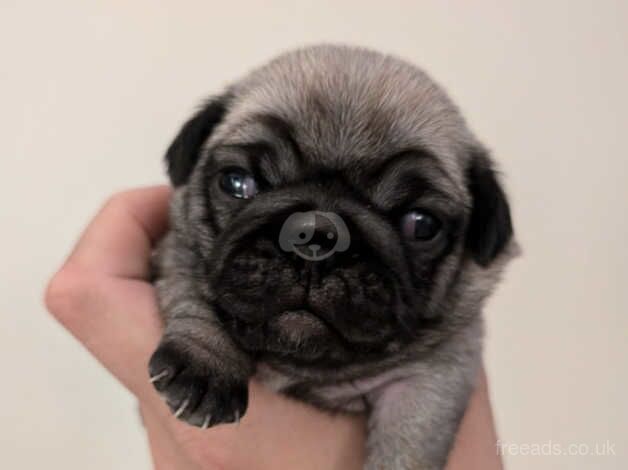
[365,327,482,470]
[148,234,254,428]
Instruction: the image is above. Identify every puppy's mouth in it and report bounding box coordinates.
[232,309,331,357]
[217,306,393,364]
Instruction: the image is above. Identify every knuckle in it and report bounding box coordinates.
[101,191,130,213]
[44,266,90,326]
[101,188,140,214]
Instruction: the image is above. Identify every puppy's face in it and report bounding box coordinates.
[165,46,515,367]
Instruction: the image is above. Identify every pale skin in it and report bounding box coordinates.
[45,186,503,470]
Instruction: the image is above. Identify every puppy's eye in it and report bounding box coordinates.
[219,167,258,199]
[401,210,442,241]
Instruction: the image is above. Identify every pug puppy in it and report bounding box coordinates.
[148,45,516,470]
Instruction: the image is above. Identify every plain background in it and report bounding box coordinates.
[1,1,626,469]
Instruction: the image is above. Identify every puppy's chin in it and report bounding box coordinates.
[218,305,399,366]
[269,310,328,340]
[244,310,333,361]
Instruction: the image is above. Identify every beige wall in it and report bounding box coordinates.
[1,1,626,469]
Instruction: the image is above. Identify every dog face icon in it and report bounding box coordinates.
[279,211,350,261]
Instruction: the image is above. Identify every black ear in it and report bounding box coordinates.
[465,149,513,266]
[165,96,229,186]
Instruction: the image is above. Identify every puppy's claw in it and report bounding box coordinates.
[149,370,169,384]
[234,410,240,425]
[174,398,189,418]
[202,414,211,429]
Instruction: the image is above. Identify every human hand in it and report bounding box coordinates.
[45,186,502,470]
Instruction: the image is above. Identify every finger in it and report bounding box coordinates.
[446,370,503,470]
[140,404,200,470]
[67,186,171,279]
[46,268,197,425]
[47,271,163,396]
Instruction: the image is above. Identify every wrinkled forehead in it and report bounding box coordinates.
[206,53,475,198]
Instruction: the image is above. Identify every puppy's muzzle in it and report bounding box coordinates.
[207,189,414,354]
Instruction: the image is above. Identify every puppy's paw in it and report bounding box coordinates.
[148,339,248,428]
